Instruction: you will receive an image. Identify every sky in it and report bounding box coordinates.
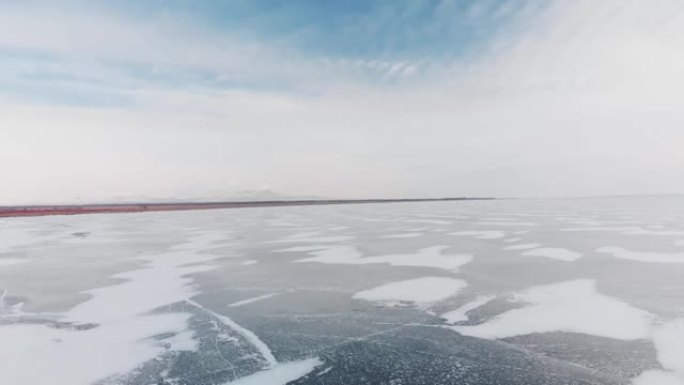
[2,0,684,204]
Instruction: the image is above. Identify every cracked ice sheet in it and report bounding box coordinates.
[294,245,472,271]
[522,247,583,262]
[453,279,654,340]
[354,277,467,306]
[0,231,238,385]
[596,247,684,264]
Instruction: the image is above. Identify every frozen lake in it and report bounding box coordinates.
[1,197,684,385]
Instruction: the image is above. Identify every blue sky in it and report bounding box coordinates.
[2,0,684,203]
[0,0,547,107]
[108,0,532,58]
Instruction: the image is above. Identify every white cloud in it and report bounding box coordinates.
[2,0,684,203]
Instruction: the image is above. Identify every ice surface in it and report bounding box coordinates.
[453,279,654,340]
[353,277,467,305]
[441,295,496,324]
[521,247,583,261]
[596,247,684,264]
[4,197,684,384]
[295,245,472,271]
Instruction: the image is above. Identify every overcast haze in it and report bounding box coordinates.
[2,0,684,204]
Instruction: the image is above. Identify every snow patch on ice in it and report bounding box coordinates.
[632,319,684,385]
[295,245,472,271]
[452,279,654,340]
[503,243,542,251]
[521,247,583,261]
[272,232,353,243]
[564,227,684,236]
[229,293,279,308]
[382,233,423,239]
[596,247,684,264]
[354,277,467,306]
[240,260,259,266]
[477,221,538,227]
[450,230,506,239]
[225,358,322,385]
[441,295,496,324]
[0,258,28,267]
[0,230,275,385]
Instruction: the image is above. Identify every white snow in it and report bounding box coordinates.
[353,277,467,305]
[449,230,506,239]
[240,260,259,266]
[453,279,654,340]
[564,227,684,236]
[503,243,542,251]
[382,233,423,239]
[503,237,522,243]
[632,319,684,385]
[0,230,281,385]
[407,219,452,225]
[632,370,684,385]
[295,245,472,271]
[596,247,684,264]
[272,232,353,243]
[441,295,496,324]
[229,293,279,308]
[476,221,538,227]
[225,358,322,385]
[521,247,583,261]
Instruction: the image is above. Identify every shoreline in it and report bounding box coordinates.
[0,197,493,218]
